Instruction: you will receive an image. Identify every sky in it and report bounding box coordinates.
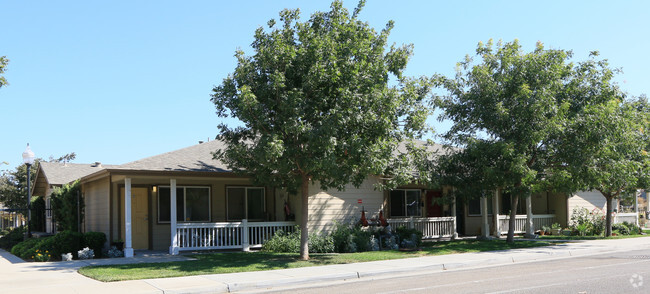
[1,0,648,170]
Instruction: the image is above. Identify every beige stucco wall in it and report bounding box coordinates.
[83,177,111,247]
[306,176,384,233]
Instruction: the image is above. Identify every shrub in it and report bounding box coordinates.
[34,236,57,259]
[623,221,642,235]
[262,227,334,253]
[395,226,423,249]
[11,237,41,259]
[330,222,380,253]
[308,232,334,253]
[0,227,24,250]
[51,181,84,232]
[612,223,630,235]
[51,230,83,259]
[83,232,106,258]
[262,229,300,253]
[331,222,357,253]
[106,246,124,258]
[32,249,51,262]
[78,247,94,260]
[569,207,605,236]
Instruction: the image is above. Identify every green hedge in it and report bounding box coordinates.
[83,232,107,258]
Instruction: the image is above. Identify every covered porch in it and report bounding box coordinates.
[473,190,562,238]
[95,174,296,257]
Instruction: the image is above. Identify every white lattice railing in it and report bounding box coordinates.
[498,214,556,234]
[176,220,296,251]
[387,217,456,238]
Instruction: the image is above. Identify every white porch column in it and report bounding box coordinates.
[493,190,500,237]
[169,179,179,255]
[480,195,489,239]
[124,178,134,258]
[635,190,640,226]
[525,193,535,238]
[451,192,458,239]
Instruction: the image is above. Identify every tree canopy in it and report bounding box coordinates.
[0,153,76,210]
[555,98,649,236]
[211,0,432,259]
[0,56,8,88]
[436,40,623,242]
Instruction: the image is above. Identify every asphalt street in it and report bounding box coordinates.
[263,249,650,294]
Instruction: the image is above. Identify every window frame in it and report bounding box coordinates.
[467,192,494,217]
[226,186,266,221]
[157,185,211,223]
[389,189,422,218]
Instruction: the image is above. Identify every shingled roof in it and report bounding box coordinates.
[111,139,230,173]
[32,162,114,195]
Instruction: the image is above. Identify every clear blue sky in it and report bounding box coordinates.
[1,0,648,170]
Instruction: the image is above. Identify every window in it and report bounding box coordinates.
[227,187,266,221]
[468,196,493,216]
[501,193,526,215]
[390,189,421,217]
[46,198,52,218]
[158,186,210,222]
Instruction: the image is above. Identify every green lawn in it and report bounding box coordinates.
[539,233,650,241]
[79,240,551,282]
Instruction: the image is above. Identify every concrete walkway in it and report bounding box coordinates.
[2,237,650,293]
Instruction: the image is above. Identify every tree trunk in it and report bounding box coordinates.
[299,174,310,260]
[605,196,613,237]
[506,195,519,243]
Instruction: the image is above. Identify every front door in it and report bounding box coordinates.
[426,190,443,217]
[121,187,149,250]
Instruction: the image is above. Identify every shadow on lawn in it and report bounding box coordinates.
[86,252,344,275]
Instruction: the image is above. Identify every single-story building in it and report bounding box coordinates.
[30,140,639,257]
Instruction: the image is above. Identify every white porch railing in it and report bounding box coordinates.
[615,213,638,225]
[498,214,556,234]
[176,220,296,251]
[387,217,456,238]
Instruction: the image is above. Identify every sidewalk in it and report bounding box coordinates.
[2,237,650,293]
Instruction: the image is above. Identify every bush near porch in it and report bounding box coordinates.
[567,207,642,237]
[262,223,422,253]
[8,230,106,261]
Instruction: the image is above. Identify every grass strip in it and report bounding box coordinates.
[79,239,552,282]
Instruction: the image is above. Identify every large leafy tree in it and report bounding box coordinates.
[211,0,431,259]
[0,56,8,88]
[0,153,76,210]
[556,98,649,236]
[436,40,617,243]
[0,163,40,210]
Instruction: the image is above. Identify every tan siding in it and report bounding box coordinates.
[83,178,111,247]
[548,192,568,226]
[568,191,606,217]
[567,191,612,227]
[307,177,383,233]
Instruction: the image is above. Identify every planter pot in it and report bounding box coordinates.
[551,229,561,235]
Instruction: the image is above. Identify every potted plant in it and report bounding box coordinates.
[551,223,562,235]
[540,226,550,236]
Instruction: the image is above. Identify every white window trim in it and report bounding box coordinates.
[226,186,266,221]
[390,189,422,218]
[157,185,211,223]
